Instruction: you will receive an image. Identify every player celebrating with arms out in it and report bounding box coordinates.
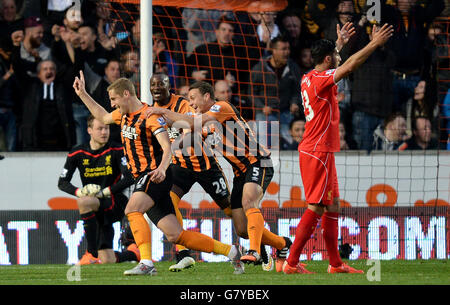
[73,71,244,276]
[283,23,394,274]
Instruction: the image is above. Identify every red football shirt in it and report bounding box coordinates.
[298,69,340,152]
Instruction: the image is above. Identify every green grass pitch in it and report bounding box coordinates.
[0,259,448,285]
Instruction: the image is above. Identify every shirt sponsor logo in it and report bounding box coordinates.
[83,166,113,178]
[122,125,138,140]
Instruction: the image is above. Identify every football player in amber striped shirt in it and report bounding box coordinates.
[73,71,245,276]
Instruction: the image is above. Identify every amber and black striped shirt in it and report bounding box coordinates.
[155,93,217,172]
[204,101,271,177]
[111,103,167,178]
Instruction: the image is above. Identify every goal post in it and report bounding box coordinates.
[140,0,152,105]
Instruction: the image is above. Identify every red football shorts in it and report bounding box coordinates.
[299,151,339,205]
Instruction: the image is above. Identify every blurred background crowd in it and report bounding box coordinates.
[0,0,448,153]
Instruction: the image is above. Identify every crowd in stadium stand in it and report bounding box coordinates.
[0,0,448,153]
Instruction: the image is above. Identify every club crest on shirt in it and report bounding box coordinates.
[327,190,333,201]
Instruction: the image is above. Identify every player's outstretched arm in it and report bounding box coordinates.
[73,70,114,124]
[146,107,216,131]
[334,24,394,84]
[147,107,193,129]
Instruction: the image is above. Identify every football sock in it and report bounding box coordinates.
[175,230,232,256]
[140,259,154,266]
[170,191,189,253]
[261,228,285,250]
[286,208,321,267]
[175,230,214,253]
[213,239,232,257]
[227,244,237,260]
[322,212,343,267]
[127,212,152,261]
[245,208,264,254]
[80,211,98,258]
[170,191,183,225]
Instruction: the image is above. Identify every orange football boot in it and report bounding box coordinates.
[77,251,101,265]
[327,263,364,274]
[282,261,314,274]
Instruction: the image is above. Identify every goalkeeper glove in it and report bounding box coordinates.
[75,188,85,197]
[95,187,111,199]
[81,184,102,197]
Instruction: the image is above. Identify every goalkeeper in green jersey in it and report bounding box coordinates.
[58,115,138,265]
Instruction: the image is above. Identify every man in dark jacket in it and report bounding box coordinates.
[381,0,445,111]
[20,59,75,151]
[186,16,250,98]
[350,21,397,151]
[372,112,409,151]
[248,35,302,143]
[10,16,51,79]
[0,41,19,151]
[398,116,441,150]
[51,22,119,145]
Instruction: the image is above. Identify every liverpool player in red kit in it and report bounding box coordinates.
[283,23,394,274]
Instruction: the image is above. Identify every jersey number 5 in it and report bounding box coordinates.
[301,90,314,121]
